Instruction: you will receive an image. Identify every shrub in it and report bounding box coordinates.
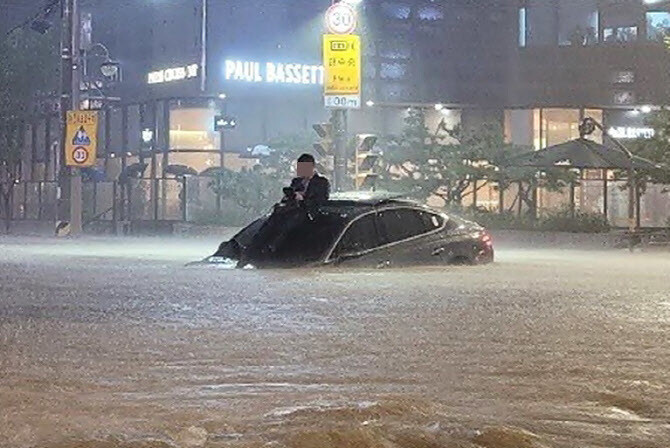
[537,208,610,233]
[458,206,610,233]
[191,199,268,227]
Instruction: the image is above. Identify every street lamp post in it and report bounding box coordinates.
[200,0,207,92]
[58,0,83,235]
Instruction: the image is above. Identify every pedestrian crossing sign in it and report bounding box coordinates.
[65,110,98,167]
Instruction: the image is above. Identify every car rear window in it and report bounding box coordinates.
[377,208,439,244]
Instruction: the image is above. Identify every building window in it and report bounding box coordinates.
[380,82,411,101]
[169,107,219,151]
[380,62,407,80]
[526,0,556,46]
[601,3,640,44]
[380,2,411,20]
[542,109,580,147]
[519,7,527,47]
[613,90,635,105]
[558,0,598,46]
[379,40,411,59]
[646,11,670,41]
[604,26,638,43]
[417,5,443,21]
[612,70,635,84]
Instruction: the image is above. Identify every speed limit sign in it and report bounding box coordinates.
[325,3,357,35]
[72,147,90,164]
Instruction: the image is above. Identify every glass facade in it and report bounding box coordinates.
[521,0,670,47]
[526,0,556,46]
[169,107,219,152]
[558,0,598,46]
[646,11,670,41]
[519,7,527,47]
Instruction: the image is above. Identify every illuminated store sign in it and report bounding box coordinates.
[147,64,199,84]
[224,60,324,85]
[608,126,655,139]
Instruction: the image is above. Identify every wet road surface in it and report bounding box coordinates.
[0,236,669,448]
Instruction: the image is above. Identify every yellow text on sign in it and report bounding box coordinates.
[65,110,98,167]
[323,34,361,96]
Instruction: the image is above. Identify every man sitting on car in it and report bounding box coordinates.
[283,153,330,206]
[237,153,330,266]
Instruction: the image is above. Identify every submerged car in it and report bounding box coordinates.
[211,193,494,268]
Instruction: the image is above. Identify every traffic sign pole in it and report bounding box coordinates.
[70,0,83,236]
[58,0,84,236]
[322,4,361,190]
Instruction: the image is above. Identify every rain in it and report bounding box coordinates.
[2,1,670,447]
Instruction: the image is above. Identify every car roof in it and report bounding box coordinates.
[316,193,433,221]
[326,191,420,207]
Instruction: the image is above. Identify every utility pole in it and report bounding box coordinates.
[331,109,347,191]
[58,0,82,235]
[200,0,207,92]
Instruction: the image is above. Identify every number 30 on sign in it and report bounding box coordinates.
[325,3,357,35]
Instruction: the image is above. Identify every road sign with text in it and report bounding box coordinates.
[65,110,98,167]
[323,34,361,109]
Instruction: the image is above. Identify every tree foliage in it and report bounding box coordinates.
[0,29,59,118]
[379,108,573,211]
[206,132,314,224]
[624,110,670,189]
[0,29,59,230]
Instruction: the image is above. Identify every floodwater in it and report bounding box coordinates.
[0,236,669,448]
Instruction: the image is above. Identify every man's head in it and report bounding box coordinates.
[296,153,316,179]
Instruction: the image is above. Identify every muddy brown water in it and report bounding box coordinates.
[0,237,669,448]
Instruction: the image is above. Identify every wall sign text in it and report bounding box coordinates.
[224,60,324,85]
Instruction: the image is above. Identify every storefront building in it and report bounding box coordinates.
[8,0,670,226]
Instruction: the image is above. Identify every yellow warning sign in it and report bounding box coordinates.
[323,34,361,98]
[65,110,98,167]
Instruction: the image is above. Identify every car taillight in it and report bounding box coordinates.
[481,232,493,247]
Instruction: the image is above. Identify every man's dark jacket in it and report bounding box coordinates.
[289,173,330,205]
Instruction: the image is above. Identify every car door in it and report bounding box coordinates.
[327,212,387,267]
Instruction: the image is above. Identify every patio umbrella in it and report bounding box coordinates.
[507,138,662,171]
[165,164,198,177]
[81,167,106,182]
[505,138,665,228]
[199,166,228,177]
[118,162,147,183]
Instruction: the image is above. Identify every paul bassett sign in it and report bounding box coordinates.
[224,60,324,85]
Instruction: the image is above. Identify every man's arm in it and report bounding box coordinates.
[305,176,330,204]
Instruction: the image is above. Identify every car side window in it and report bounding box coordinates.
[333,214,381,257]
[273,213,346,263]
[418,210,444,231]
[378,208,433,244]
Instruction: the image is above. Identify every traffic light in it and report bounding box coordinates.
[312,123,333,158]
[313,122,335,174]
[354,134,380,191]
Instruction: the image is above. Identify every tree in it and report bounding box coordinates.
[210,166,281,219]
[0,29,59,231]
[206,132,314,223]
[0,124,21,231]
[626,110,670,185]
[379,108,573,212]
